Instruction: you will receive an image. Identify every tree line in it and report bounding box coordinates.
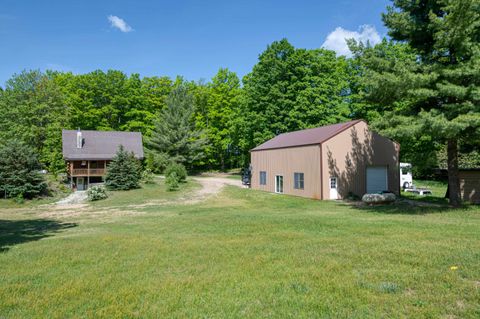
[0,0,478,205]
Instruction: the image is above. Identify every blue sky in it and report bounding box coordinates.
[0,0,390,86]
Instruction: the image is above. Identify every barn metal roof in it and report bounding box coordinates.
[251,120,364,151]
[62,130,144,160]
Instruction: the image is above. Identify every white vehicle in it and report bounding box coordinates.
[400,163,413,189]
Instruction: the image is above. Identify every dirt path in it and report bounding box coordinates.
[129,177,244,208]
[186,177,243,203]
[45,177,244,217]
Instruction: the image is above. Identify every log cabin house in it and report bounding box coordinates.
[62,129,144,190]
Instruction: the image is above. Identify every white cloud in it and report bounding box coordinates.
[322,25,381,57]
[107,15,133,33]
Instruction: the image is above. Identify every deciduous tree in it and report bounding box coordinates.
[239,39,351,163]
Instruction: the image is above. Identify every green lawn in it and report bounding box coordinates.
[90,176,200,208]
[1,181,479,318]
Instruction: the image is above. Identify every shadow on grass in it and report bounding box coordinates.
[400,194,449,206]
[343,200,469,215]
[0,219,77,253]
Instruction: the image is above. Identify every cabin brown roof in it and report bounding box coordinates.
[251,120,364,151]
[62,130,144,160]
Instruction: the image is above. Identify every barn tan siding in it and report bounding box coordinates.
[459,171,480,204]
[321,121,400,199]
[251,145,321,199]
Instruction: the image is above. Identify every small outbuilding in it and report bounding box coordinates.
[250,120,400,200]
[459,169,480,204]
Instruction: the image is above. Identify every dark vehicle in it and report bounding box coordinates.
[241,166,251,187]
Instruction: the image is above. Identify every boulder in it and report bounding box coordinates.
[362,193,396,204]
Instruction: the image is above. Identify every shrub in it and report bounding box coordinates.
[347,191,360,201]
[166,172,180,191]
[87,185,108,201]
[165,162,187,183]
[141,168,155,184]
[14,194,25,204]
[0,140,47,199]
[105,145,142,190]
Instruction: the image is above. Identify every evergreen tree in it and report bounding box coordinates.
[105,146,141,190]
[0,140,47,199]
[377,0,480,206]
[348,40,444,177]
[147,85,207,166]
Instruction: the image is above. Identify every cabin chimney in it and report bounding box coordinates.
[76,129,83,149]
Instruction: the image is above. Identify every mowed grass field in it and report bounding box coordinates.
[0,180,479,318]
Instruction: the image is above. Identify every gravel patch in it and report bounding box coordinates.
[56,191,88,205]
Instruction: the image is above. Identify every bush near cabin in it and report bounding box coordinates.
[87,185,108,201]
[105,146,141,191]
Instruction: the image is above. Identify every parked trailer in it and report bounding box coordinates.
[400,163,413,189]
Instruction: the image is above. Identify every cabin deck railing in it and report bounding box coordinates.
[71,168,106,176]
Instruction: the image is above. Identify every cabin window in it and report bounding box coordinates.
[260,171,267,185]
[294,172,304,189]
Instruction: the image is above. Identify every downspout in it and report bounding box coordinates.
[319,143,323,200]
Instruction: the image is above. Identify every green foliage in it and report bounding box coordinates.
[437,147,480,170]
[87,185,108,201]
[165,162,187,183]
[194,68,242,169]
[105,146,142,191]
[165,172,180,191]
[147,85,207,166]
[0,140,47,199]
[141,168,155,184]
[0,70,68,173]
[348,40,445,173]
[0,42,367,173]
[351,0,480,205]
[239,39,351,163]
[145,151,170,174]
[55,70,173,135]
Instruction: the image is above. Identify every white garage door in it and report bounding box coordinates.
[366,166,388,194]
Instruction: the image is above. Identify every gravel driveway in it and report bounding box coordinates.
[56,191,87,205]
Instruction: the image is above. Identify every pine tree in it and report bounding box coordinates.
[0,140,47,199]
[105,145,141,190]
[355,0,480,206]
[147,85,207,166]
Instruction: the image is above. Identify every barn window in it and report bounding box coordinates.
[330,177,337,189]
[260,171,267,185]
[294,172,304,190]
